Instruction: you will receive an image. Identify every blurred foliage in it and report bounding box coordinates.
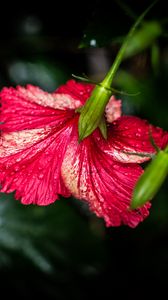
[0,0,168,298]
[80,0,167,49]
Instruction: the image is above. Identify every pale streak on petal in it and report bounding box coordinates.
[0,123,74,205]
[62,129,150,228]
[17,85,82,109]
[105,95,122,123]
[105,148,151,163]
[103,116,168,164]
[0,127,52,157]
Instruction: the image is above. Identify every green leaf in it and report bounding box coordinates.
[151,42,160,74]
[123,21,162,59]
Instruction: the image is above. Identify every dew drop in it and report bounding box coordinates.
[38,173,44,179]
[16,157,21,162]
[14,165,20,172]
[135,133,141,137]
[80,186,87,193]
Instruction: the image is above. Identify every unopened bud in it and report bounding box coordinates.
[131,150,168,209]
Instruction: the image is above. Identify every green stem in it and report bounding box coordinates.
[78,1,157,141]
[101,0,157,88]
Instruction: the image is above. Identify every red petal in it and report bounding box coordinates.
[61,128,150,228]
[103,116,168,163]
[56,79,94,104]
[0,84,81,132]
[0,117,78,205]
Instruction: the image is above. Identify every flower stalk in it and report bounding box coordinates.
[78,0,158,141]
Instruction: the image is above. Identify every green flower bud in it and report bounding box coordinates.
[131,151,168,209]
[78,85,111,141]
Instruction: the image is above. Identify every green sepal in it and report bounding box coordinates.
[98,116,107,139]
[78,85,112,142]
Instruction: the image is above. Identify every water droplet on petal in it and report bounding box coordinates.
[80,186,87,193]
[16,157,21,162]
[135,133,141,137]
[38,173,44,179]
[14,165,20,172]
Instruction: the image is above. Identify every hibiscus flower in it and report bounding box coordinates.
[0,80,167,227]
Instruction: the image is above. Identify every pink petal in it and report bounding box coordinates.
[105,95,122,123]
[61,128,150,228]
[0,116,79,205]
[103,116,168,163]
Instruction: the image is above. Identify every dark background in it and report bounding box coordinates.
[0,0,168,298]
